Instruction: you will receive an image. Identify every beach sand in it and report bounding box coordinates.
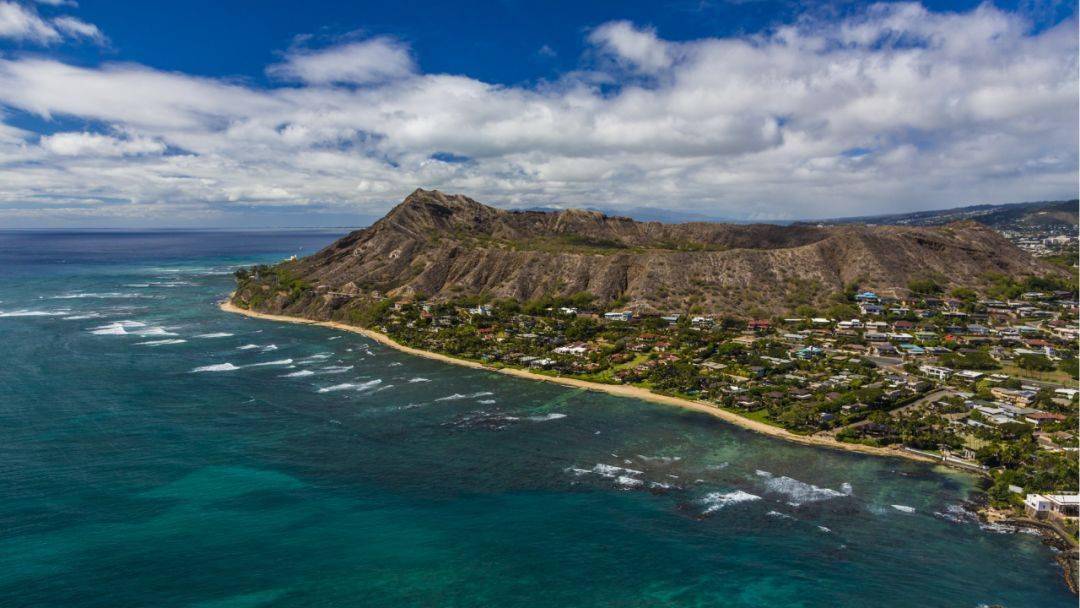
[220,299,938,465]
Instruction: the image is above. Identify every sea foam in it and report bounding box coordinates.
[755,470,852,506]
[435,391,494,402]
[192,363,239,373]
[248,359,293,367]
[700,490,761,514]
[527,413,567,422]
[0,309,69,317]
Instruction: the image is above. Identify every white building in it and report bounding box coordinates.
[1024,493,1080,520]
[919,365,952,381]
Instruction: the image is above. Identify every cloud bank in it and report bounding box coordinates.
[0,2,1075,225]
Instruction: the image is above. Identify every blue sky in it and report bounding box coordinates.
[0,0,1076,227]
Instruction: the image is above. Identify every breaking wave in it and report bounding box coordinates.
[136,339,187,346]
[755,470,853,506]
[192,363,240,372]
[248,359,293,367]
[435,391,494,402]
[195,332,233,338]
[0,309,70,317]
[50,292,149,299]
[317,379,382,393]
[527,413,567,422]
[89,320,147,335]
[281,370,315,378]
[700,490,761,514]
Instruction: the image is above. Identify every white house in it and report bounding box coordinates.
[919,365,952,381]
[1024,493,1079,520]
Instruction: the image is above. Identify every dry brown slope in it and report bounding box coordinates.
[249,189,1061,316]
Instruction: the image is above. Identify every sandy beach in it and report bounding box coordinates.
[220,299,939,464]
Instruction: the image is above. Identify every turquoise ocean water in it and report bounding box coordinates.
[0,230,1071,607]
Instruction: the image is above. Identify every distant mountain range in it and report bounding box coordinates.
[233,189,1064,318]
[819,199,1078,230]
[514,199,1078,229]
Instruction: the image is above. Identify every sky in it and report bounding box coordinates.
[0,0,1076,227]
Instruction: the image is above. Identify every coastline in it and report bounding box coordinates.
[219,298,941,465]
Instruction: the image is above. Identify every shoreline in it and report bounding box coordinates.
[219,298,942,465]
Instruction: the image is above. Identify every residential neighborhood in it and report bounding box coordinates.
[330,277,1079,524]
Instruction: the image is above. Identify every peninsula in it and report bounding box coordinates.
[227,189,1078,528]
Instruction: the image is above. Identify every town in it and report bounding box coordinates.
[299,272,1080,528]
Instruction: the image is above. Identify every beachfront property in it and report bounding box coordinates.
[1024,493,1080,520]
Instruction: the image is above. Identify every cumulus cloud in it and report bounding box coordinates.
[0,2,1075,226]
[588,21,676,73]
[267,37,416,85]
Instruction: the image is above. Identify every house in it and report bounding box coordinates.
[1024,493,1079,520]
[860,303,884,315]
[748,319,771,331]
[604,311,633,322]
[898,343,925,356]
[553,342,589,356]
[919,365,952,380]
[990,387,1037,405]
[1024,412,1066,427]
[794,346,824,359]
[869,342,898,356]
[855,291,880,302]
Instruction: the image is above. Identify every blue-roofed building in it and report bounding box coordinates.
[899,344,925,355]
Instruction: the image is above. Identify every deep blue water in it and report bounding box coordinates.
[0,230,1071,608]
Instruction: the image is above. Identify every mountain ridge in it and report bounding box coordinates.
[233,189,1066,318]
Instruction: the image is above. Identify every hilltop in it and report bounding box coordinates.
[233,189,1065,318]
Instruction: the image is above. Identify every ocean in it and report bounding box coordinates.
[0,230,1071,607]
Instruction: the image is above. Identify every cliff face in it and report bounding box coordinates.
[236,189,1061,317]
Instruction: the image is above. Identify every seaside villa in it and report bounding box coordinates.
[1024,493,1080,520]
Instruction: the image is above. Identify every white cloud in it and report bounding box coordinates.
[51,15,103,43]
[267,37,416,85]
[0,1,59,42]
[0,2,1075,226]
[39,132,166,156]
[0,1,103,44]
[588,21,676,73]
